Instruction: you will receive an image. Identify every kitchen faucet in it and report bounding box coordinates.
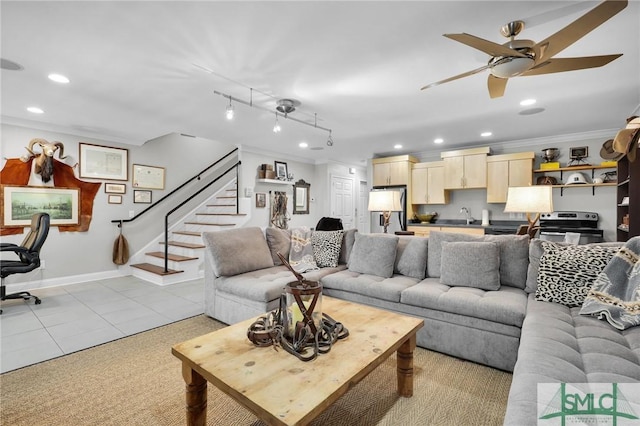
[460,207,475,225]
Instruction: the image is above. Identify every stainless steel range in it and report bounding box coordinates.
[539,211,603,244]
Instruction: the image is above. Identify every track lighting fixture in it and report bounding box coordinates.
[225,99,234,120]
[213,89,333,146]
[273,113,281,133]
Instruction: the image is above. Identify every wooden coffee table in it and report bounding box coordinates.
[172,297,423,426]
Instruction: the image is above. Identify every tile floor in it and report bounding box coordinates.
[0,275,204,373]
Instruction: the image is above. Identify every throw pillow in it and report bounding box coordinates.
[265,227,291,266]
[427,231,483,278]
[348,233,398,278]
[311,230,344,268]
[439,241,501,290]
[339,229,358,265]
[535,241,620,307]
[484,234,530,289]
[202,227,274,277]
[394,236,428,280]
[289,227,318,273]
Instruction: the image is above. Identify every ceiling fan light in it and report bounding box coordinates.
[489,56,535,78]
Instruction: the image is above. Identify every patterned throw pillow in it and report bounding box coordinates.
[289,227,318,273]
[535,241,619,307]
[311,230,344,268]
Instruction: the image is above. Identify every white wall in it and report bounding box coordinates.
[1,124,236,287]
[409,130,618,241]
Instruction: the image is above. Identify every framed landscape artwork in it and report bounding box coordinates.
[79,142,128,181]
[1,185,79,226]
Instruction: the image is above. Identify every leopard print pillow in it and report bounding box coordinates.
[311,230,344,268]
[535,241,619,307]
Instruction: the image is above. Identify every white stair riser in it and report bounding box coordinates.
[194,214,239,225]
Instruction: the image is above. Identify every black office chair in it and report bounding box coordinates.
[1,212,50,314]
[315,217,343,231]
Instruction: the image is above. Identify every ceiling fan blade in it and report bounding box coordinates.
[421,65,490,90]
[522,54,623,76]
[444,33,527,58]
[487,75,508,98]
[534,0,628,62]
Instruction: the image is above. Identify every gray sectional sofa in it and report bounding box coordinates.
[202,226,640,426]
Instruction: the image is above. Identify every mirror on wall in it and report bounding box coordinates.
[293,179,310,215]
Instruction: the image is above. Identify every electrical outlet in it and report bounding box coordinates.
[40,260,46,270]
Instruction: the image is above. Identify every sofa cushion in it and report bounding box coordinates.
[321,269,420,303]
[526,239,624,294]
[265,227,291,266]
[339,229,358,265]
[394,236,428,280]
[440,241,500,290]
[311,230,344,268]
[400,278,527,327]
[202,227,274,277]
[289,227,318,273]
[348,233,398,278]
[535,241,620,307]
[428,231,529,288]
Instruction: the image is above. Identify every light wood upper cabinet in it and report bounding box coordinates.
[486,152,535,203]
[411,161,449,205]
[372,155,416,186]
[441,147,490,189]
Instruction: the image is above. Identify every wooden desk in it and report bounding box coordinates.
[172,297,423,425]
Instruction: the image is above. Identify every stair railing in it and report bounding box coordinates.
[111,147,241,272]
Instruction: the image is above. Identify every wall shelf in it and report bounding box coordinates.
[534,164,617,196]
[256,178,292,186]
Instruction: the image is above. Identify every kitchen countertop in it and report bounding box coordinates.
[407,219,525,231]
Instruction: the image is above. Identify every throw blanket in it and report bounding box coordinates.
[288,227,318,274]
[580,236,640,330]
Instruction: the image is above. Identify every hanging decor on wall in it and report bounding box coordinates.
[270,191,289,229]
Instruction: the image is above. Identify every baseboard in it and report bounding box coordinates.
[2,269,125,293]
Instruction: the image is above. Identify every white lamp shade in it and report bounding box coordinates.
[504,186,554,214]
[368,190,402,212]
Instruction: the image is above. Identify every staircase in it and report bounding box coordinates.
[129,180,247,285]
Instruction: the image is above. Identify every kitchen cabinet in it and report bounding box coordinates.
[411,161,450,205]
[407,225,484,237]
[372,155,416,186]
[617,156,639,241]
[486,152,535,203]
[441,147,491,189]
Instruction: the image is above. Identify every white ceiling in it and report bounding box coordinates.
[2,1,639,166]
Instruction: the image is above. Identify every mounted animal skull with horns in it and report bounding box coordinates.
[21,138,67,183]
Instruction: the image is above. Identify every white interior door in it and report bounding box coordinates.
[358,180,368,233]
[330,175,354,230]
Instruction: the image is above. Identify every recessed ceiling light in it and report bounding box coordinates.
[27,106,44,114]
[394,144,402,149]
[520,98,536,106]
[48,73,69,83]
[434,138,444,144]
[480,131,492,137]
[299,142,308,148]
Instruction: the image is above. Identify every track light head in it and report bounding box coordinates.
[225,103,234,120]
[327,132,334,146]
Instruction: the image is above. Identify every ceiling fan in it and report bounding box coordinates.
[421,0,628,98]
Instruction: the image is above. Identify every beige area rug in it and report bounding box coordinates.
[0,315,512,425]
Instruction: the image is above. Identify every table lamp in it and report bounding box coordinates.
[368,190,402,233]
[504,186,554,238]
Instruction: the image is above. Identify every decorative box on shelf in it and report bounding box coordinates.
[600,161,617,167]
[540,162,560,170]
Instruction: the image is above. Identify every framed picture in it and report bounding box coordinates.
[1,185,79,227]
[274,161,288,180]
[133,189,152,204]
[255,192,266,208]
[108,194,122,204]
[104,183,126,194]
[79,142,128,181]
[132,164,165,189]
[570,146,588,159]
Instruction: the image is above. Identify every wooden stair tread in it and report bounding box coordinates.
[131,263,182,275]
[184,221,235,226]
[146,251,198,261]
[206,204,236,207]
[160,241,206,249]
[216,196,237,199]
[173,231,201,236]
